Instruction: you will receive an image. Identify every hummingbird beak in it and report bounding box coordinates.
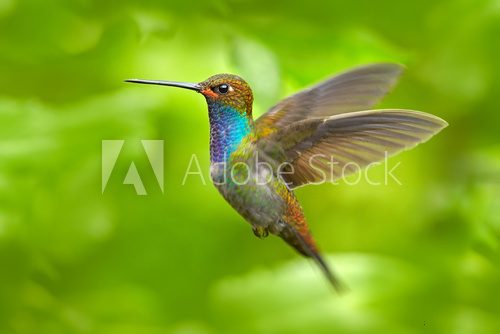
[125,79,201,92]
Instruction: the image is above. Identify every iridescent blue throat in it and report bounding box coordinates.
[208,101,252,163]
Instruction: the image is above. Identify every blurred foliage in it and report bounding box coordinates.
[1,0,500,333]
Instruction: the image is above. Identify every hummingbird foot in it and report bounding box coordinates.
[252,226,269,239]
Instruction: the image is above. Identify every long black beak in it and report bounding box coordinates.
[125,79,201,92]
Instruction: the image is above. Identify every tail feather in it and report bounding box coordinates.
[277,220,346,293]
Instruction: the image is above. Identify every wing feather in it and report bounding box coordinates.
[255,63,404,135]
[259,110,447,189]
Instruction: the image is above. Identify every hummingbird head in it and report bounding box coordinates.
[125,74,254,163]
[125,73,253,117]
[197,74,253,116]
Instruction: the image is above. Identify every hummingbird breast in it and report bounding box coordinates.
[210,141,288,228]
[206,101,293,230]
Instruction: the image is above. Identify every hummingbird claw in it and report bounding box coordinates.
[252,226,269,239]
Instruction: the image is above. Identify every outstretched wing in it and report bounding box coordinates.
[255,63,404,136]
[258,110,447,189]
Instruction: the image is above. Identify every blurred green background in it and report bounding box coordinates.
[1,0,500,333]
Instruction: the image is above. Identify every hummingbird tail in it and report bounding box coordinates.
[278,221,347,293]
[309,247,347,294]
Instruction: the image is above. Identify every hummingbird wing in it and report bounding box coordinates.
[255,63,404,135]
[257,110,447,189]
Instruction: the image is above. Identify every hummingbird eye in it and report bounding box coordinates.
[215,84,229,94]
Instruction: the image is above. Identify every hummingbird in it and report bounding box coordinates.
[126,63,447,291]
